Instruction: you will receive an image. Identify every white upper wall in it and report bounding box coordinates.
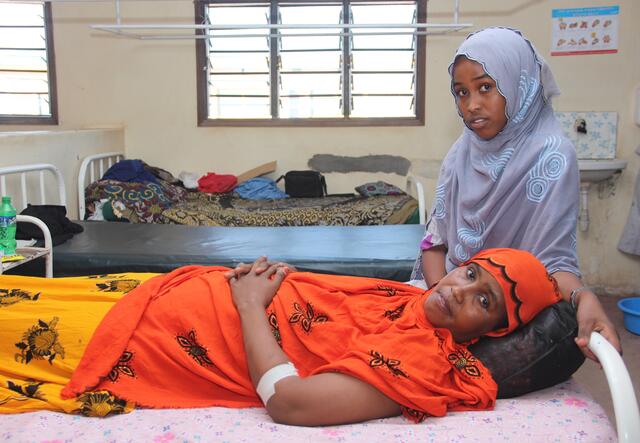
[1,0,639,293]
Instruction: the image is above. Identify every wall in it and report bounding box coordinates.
[0,129,125,219]
[1,0,638,294]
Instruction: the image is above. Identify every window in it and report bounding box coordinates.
[196,0,425,126]
[0,2,57,125]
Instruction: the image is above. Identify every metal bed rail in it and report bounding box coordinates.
[0,164,61,278]
[0,163,66,212]
[588,331,640,443]
[77,151,125,220]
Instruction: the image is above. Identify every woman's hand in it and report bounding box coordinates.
[552,272,622,363]
[229,257,290,312]
[574,290,622,362]
[224,257,297,280]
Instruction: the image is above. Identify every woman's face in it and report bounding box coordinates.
[452,56,508,140]
[424,262,507,342]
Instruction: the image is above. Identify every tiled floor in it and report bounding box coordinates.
[572,295,640,426]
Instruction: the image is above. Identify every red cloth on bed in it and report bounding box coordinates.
[197,173,237,193]
[62,266,498,420]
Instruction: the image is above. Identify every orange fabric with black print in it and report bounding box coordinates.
[62,266,498,420]
[468,248,562,337]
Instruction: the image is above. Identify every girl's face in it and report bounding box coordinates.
[423,262,507,342]
[452,56,508,140]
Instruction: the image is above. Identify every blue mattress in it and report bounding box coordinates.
[18,222,425,281]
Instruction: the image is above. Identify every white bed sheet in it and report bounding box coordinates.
[0,379,615,443]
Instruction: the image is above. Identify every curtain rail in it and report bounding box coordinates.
[2,0,472,40]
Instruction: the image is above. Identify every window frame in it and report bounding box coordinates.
[195,0,426,127]
[0,3,58,126]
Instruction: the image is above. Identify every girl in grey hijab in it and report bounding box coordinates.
[412,27,620,361]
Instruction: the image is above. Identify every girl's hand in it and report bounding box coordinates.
[224,257,297,280]
[230,257,290,312]
[574,291,622,362]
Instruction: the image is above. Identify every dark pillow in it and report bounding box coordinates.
[355,181,405,197]
[469,301,585,398]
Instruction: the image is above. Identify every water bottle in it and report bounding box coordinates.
[0,196,17,256]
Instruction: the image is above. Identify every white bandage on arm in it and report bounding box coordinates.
[256,362,299,405]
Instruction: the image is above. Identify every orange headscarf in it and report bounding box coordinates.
[467,248,562,337]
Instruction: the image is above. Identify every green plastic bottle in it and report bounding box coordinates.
[0,196,17,255]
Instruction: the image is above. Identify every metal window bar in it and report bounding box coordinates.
[210,94,270,97]
[410,6,417,111]
[269,1,279,117]
[281,93,340,97]
[0,91,49,95]
[341,0,350,117]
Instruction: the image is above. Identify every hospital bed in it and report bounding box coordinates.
[78,152,426,226]
[0,162,637,442]
[0,163,61,277]
[0,333,632,442]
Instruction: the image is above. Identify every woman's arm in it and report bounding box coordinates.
[552,271,621,361]
[231,258,400,426]
[421,245,447,288]
[268,372,400,426]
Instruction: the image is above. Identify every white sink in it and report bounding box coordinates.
[578,159,628,183]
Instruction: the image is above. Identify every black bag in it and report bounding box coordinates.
[277,170,327,198]
[16,204,84,247]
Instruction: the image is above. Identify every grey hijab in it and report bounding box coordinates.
[427,27,580,276]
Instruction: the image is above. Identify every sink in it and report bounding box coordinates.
[578,159,628,183]
[577,159,628,232]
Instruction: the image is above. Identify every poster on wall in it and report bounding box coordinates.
[550,5,619,56]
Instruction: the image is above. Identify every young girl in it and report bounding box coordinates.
[412,27,620,360]
[0,249,559,426]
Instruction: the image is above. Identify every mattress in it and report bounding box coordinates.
[13,222,425,281]
[0,379,615,442]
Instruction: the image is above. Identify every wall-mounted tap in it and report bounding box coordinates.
[575,118,587,134]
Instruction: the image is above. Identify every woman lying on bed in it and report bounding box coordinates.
[0,248,559,425]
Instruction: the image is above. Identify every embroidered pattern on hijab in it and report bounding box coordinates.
[416,27,580,278]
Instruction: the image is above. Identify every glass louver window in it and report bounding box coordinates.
[0,2,57,124]
[197,0,424,126]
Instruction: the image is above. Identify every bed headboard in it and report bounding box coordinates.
[77,152,125,220]
[0,163,66,212]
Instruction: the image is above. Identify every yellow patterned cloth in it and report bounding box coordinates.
[0,272,157,416]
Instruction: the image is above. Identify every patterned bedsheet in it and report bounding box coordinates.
[160,193,418,226]
[85,182,418,226]
[0,379,614,442]
[84,179,189,223]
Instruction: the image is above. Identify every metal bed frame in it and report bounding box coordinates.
[0,163,63,278]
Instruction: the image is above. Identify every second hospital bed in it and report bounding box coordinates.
[0,162,637,442]
[77,152,426,227]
